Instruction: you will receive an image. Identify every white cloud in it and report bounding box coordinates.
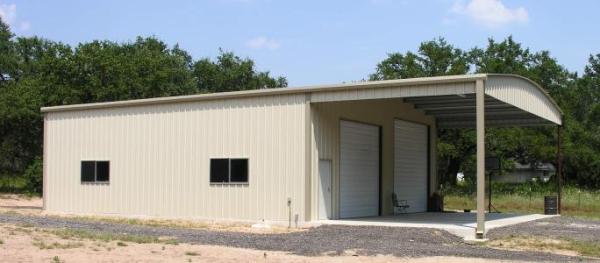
[451,0,528,28]
[0,2,16,24]
[245,37,281,50]
[0,2,30,32]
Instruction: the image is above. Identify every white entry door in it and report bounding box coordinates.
[318,159,332,220]
[394,119,428,213]
[339,120,380,218]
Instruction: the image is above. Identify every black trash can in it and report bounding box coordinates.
[544,196,558,215]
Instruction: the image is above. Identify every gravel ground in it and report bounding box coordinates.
[0,213,591,262]
[487,216,600,243]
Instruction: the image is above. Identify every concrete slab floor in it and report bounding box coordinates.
[318,212,558,241]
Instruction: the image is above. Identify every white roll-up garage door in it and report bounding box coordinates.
[340,120,380,218]
[394,119,428,213]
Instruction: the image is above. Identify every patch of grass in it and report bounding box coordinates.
[12,226,33,234]
[116,241,128,247]
[74,216,213,230]
[0,176,28,193]
[570,240,600,257]
[444,187,600,220]
[65,214,297,233]
[52,256,62,263]
[18,222,35,228]
[49,228,159,243]
[185,251,200,256]
[46,228,177,245]
[32,240,84,249]
[488,235,600,258]
[0,239,3,244]
[164,239,179,245]
[2,210,20,215]
[1,195,292,234]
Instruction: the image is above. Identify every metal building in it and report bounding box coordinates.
[41,74,562,238]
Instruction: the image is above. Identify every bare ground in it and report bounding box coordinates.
[1,224,483,263]
[0,195,596,262]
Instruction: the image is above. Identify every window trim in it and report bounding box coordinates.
[80,160,110,185]
[209,157,249,185]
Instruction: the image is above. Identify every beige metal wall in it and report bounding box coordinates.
[44,94,308,223]
[309,98,437,220]
[42,74,563,224]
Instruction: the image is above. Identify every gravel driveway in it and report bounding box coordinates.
[0,213,591,262]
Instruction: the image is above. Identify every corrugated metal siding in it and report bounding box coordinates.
[310,99,437,220]
[485,75,562,125]
[44,94,307,223]
[311,82,475,103]
[42,74,565,222]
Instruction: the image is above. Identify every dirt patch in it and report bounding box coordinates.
[0,222,517,263]
[0,195,588,262]
[0,212,583,262]
[487,236,581,257]
[0,194,43,216]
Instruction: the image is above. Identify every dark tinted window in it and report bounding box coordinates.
[96,161,110,182]
[81,161,96,182]
[230,159,248,183]
[210,159,229,183]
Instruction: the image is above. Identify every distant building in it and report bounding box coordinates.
[457,172,465,183]
[494,162,555,183]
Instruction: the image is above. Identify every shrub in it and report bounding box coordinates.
[23,157,43,194]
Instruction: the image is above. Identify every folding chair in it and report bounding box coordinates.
[392,193,410,215]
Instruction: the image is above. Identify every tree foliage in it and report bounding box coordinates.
[370,38,469,80]
[194,50,287,93]
[0,18,286,193]
[372,36,600,188]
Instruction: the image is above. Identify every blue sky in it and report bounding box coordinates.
[1,0,599,86]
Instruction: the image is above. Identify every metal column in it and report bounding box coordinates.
[476,79,486,239]
[557,125,563,214]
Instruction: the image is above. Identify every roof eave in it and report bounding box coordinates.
[40,74,488,113]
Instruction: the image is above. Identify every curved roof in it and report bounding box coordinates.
[485,74,562,124]
[41,74,562,126]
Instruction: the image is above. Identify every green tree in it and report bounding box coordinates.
[0,18,17,84]
[66,37,197,104]
[194,50,287,93]
[370,38,469,81]
[0,21,288,193]
[563,55,600,187]
[0,34,61,182]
